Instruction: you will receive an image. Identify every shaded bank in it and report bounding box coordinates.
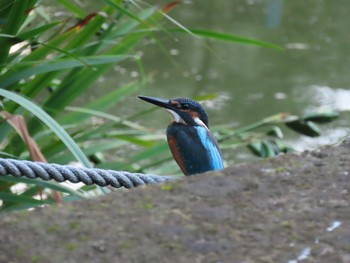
[0,140,349,262]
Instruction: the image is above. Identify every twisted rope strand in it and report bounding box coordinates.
[0,158,176,189]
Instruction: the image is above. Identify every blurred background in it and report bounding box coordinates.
[79,0,350,161]
[1,0,349,209]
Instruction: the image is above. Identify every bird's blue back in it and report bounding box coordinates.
[167,123,224,175]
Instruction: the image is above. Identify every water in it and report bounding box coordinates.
[84,1,350,162]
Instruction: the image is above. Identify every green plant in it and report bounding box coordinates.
[217,110,339,158]
[0,0,287,212]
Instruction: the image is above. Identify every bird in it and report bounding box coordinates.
[138,95,224,175]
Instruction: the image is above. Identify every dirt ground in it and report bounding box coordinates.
[0,139,349,263]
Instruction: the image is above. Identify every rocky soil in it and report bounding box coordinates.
[0,140,349,263]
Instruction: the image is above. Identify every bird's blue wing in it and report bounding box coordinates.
[194,126,224,170]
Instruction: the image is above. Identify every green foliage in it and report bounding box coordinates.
[219,111,339,158]
[0,0,336,213]
[0,0,171,211]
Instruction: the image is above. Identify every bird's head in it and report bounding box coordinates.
[138,95,209,128]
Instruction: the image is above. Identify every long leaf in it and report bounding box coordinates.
[56,0,86,18]
[64,107,148,131]
[0,0,36,65]
[104,0,151,25]
[0,89,91,167]
[59,81,140,125]
[16,22,61,40]
[0,191,49,205]
[131,141,169,163]
[113,27,283,50]
[0,176,86,198]
[40,6,159,117]
[0,55,133,89]
[181,28,283,49]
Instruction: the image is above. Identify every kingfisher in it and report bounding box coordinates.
[138,95,224,175]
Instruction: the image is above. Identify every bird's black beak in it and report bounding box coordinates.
[138,95,172,110]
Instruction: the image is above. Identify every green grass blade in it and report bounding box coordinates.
[64,107,148,131]
[0,88,91,167]
[41,57,135,115]
[115,27,283,50]
[104,0,146,24]
[0,33,15,38]
[16,22,61,40]
[0,191,49,205]
[59,81,140,124]
[0,202,45,213]
[39,5,159,117]
[131,141,169,163]
[0,0,36,65]
[180,28,283,50]
[0,55,132,89]
[63,8,111,51]
[107,6,159,39]
[0,176,86,198]
[56,0,86,18]
[114,135,155,147]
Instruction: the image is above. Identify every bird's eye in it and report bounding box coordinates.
[182,103,189,109]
